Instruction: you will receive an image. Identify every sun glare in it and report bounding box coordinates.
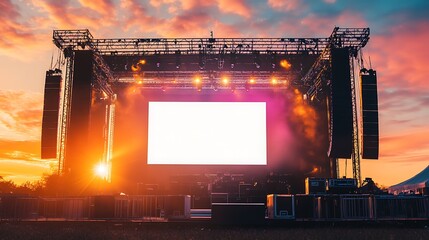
[94,163,108,179]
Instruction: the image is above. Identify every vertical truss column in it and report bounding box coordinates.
[58,53,74,174]
[350,55,361,185]
[103,101,115,182]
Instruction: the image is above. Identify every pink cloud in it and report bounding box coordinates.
[369,21,429,91]
[217,0,252,18]
[179,0,216,10]
[300,11,367,36]
[0,0,37,50]
[267,0,303,12]
[119,0,165,33]
[148,0,252,18]
[120,0,243,38]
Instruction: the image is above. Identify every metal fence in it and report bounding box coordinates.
[1,194,428,221]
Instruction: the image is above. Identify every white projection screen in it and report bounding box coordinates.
[148,102,267,165]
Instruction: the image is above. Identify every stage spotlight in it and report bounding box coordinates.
[280,59,292,70]
[303,94,308,100]
[194,76,201,84]
[194,76,202,91]
[222,77,229,85]
[271,77,278,85]
[94,162,108,179]
[131,64,140,72]
[249,78,256,84]
[131,59,146,72]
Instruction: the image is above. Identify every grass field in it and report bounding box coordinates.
[1,221,428,240]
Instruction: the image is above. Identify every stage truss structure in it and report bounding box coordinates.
[52,27,370,184]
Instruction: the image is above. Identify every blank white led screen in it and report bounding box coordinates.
[147,102,267,165]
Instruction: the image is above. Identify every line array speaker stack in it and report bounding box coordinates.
[64,50,93,174]
[328,48,353,158]
[361,69,379,159]
[41,70,62,159]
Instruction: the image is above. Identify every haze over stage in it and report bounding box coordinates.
[148,102,267,165]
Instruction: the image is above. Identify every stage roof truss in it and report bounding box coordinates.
[302,27,370,100]
[53,27,369,92]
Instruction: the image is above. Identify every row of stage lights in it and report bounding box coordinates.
[132,58,291,91]
[135,75,288,92]
[131,59,292,71]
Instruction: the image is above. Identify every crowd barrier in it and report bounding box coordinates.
[1,194,428,221]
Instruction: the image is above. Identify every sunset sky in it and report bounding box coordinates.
[0,0,428,187]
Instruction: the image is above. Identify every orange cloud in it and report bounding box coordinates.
[0,90,43,141]
[78,0,115,16]
[379,127,429,161]
[31,0,115,29]
[361,127,429,186]
[0,90,54,184]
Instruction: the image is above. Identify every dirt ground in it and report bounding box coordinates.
[1,221,428,240]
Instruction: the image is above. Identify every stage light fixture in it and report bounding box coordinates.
[131,64,140,72]
[222,77,229,85]
[131,59,146,72]
[194,76,201,84]
[271,77,278,85]
[280,59,292,70]
[194,76,202,91]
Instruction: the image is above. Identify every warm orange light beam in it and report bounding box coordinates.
[280,59,292,70]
